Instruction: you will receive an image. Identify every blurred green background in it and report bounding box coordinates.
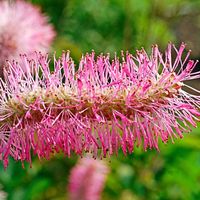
[0,0,200,199]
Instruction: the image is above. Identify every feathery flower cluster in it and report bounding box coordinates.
[0,0,55,76]
[0,43,200,168]
[68,157,109,200]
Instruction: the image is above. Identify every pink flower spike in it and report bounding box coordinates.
[68,157,109,200]
[0,0,55,76]
[0,44,200,168]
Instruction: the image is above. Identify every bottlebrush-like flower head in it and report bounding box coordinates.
[0,0,55,76]
[0,43,200,168]
[68,157,109,200]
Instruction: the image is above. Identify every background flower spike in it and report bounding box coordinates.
[0,0,55,77]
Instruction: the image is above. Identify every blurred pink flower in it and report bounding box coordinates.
[0,184,7,200]
[68,157,109,200]
[0,0,55,76]
[0,43,200,168]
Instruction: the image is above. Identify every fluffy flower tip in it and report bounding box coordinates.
[68,157,109,200]
[0,43,200,168]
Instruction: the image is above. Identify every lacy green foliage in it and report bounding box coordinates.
[59,0,175,53]
[30,0,200,60]
[30,0,175,56]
